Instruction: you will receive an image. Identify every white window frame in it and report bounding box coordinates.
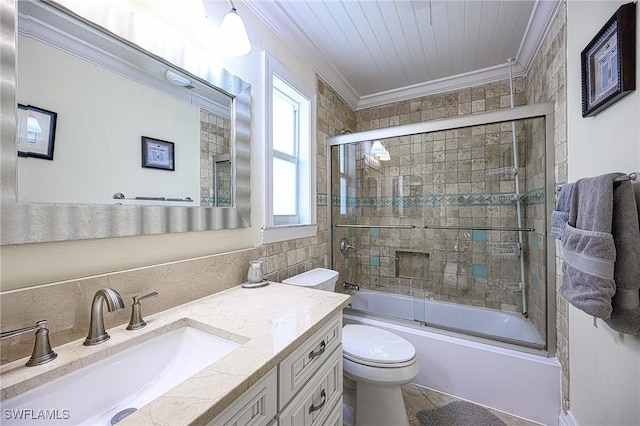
[263,53,317,243]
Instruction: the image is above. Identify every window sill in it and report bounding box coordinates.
[262,224,317,244]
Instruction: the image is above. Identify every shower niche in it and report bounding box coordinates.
[395,250,430,281]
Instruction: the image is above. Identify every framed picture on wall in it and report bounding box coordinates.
[16,104,57,160]
[141,136,175,171]
[581,2,636,117]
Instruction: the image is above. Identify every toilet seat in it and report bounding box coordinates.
[343,324,416,368]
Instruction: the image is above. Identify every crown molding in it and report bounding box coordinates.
[246,0,562,112]
[243,0,360,109]
[356,62,527,110]
[516,0,564,72]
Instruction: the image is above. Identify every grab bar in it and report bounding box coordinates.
[113,193,193,202]
[335,224,534,232]
[335,224,416,229]
[423,225,535,232]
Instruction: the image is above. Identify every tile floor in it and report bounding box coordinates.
[401,383,541,426]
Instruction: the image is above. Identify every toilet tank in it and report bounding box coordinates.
[281,268,339,292]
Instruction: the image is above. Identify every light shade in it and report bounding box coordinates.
[219,8,251,56]
[377,150,390,161]
[370,140,386,155]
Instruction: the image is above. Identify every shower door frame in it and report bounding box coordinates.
[326,103,557,356]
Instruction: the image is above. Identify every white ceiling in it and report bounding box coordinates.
[244,0,562,109]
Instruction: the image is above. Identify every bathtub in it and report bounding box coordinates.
[347,289,544,346]
[344,290,561,425]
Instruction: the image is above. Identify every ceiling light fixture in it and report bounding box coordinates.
[370,140,386,155]
[219,0,252,56]
[377,149,390,161]
[165,69,192,87]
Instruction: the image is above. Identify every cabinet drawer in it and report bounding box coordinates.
[209,368,277,426]
[322,397,343,426]
[277,345,343,426]
[278,314,342,407]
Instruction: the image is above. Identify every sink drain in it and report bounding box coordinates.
[111,408,137,425]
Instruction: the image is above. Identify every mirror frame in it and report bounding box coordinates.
[1,0,252,245]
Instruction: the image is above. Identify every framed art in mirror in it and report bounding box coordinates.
[142,136,175,171]
[16,104,57,160]
[581,2,636,117]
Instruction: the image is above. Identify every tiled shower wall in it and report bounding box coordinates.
[332,77,551,332]
[526,1,568,411]
[200,110,231,206]
[333,116,545,314]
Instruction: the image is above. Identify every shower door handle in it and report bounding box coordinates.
[308,340,326,359]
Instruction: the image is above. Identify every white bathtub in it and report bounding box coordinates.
[344,290,561,425]
[348,289,544,346]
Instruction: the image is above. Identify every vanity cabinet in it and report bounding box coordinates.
[210,314,343,426]
[207,368,278,426]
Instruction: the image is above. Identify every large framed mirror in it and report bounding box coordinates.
[1,0,251,245]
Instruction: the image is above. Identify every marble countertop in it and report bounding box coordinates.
[0,283,351,425]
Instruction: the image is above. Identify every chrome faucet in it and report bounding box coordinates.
[343,282,360,291]
[126,292,159,331]
[84,288,125,346]
[1,320,57,366]
[340,238,356,255]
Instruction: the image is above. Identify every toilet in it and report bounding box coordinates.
[282,268,419,426]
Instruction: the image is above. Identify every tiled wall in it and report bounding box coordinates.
[526,1,568,411]
[331,78,553,317]
[200,110,231,206]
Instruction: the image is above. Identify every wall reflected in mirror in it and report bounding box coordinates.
[16,33,232,208]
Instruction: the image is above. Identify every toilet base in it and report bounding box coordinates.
[354,381,410,426]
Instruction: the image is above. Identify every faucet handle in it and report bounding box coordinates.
[133,291,159,304]
[127,292,158,331]
[1,320,58,367]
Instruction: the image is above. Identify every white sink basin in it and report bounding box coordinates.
[0,325,241,425]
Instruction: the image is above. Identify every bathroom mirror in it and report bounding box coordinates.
[1,0,251,245]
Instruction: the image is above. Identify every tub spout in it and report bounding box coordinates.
[343,282,360,291]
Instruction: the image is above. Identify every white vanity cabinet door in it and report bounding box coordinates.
[278,315,342,408]
[277,346,343,426]
[209,367,277,426]
[321,395,343,426]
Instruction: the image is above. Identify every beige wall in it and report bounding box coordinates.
[1,0,317,291]
[17,36,201,205]
[566,1,640,424]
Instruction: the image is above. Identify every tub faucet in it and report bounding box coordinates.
[340,238,356,255]
[343,282,360,291]
[1,320,57,366]
[84,288,125,346]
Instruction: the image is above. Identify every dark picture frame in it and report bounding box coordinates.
[141,136,175,171]
[16,104,57,160]
[581,2,636,117]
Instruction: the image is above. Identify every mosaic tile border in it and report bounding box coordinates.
[324,188,546,208]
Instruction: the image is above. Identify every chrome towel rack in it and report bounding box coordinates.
[334,224,534,232]
[613,172,638,182]
[113,193,193,202]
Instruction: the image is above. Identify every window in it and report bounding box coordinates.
[263,54,316,243]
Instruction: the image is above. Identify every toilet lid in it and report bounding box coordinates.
[342,324,416,365]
